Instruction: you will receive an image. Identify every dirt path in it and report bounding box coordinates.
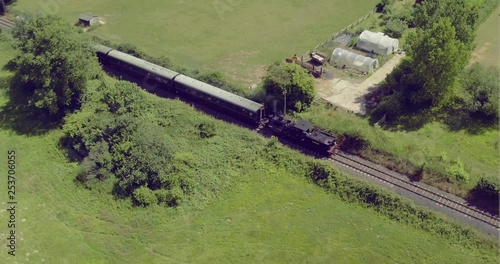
[319,54,404,115]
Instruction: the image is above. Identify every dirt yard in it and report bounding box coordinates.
[316,54,404,115]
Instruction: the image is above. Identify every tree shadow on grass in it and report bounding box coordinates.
[440,106,498,135]
[0,73,62,136]
[369,106,432,132]
[368,92,498,135]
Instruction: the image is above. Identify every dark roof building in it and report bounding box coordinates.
[78,14,99,27]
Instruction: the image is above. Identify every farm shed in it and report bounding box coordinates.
[356,30,399,55]
[330,48,379,73]
[78,14,99,27]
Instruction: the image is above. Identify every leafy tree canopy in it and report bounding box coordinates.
[413,0,480,49]
[263,62,315,112]
[11,13,99,118]
[401,19,468,108]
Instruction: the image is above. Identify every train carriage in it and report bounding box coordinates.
[173,75,265,123]
[100,47,180,87]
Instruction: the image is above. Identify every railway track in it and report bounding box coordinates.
[0,17,15,29]
[330,152,500,229]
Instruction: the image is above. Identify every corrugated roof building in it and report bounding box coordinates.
[356,30,399,55]
[78,14,99,27]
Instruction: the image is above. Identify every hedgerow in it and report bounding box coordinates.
[303,159,496,249]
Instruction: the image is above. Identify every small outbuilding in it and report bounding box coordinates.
[78,13,99,27]
[330,48,379,73]
[356,30,399,55]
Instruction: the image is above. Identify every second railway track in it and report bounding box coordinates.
[330,152,500,229]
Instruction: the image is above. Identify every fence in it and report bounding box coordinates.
[312,8,377,51]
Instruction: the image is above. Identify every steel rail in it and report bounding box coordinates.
[330,152,500,229]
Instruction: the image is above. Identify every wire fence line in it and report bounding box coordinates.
[312,8,377,51]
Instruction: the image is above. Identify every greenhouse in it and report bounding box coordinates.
[356,30,399,55]
[330,48,379,73]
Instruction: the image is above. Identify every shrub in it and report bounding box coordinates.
[412,161,427,181]
[376,0,395,13]
[133,186,158,206]
[438,152,448,162]
[149,56,172,68]
[469,176,499,214]
[306,160,339,184]
[446,160,470,182]
[461,63,499,120]
[301,160,493,248]
[77,141,113,188]
[100,80,149,116]
[116,42,145,58]
[384,18,407,38]
[198,71,226,88]
[198,122,216,138]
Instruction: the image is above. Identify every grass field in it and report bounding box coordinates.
[471,6,499,67]
[11,0,378,85]
[299,105,499,192]
[0,36,497,263]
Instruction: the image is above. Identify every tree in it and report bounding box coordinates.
[461,63,499,118]
[11,14,100,118]
[413,0,479,49]
[263,62,315,112]
[402,19,468,108]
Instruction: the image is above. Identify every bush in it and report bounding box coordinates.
[376,0,395,13]
[412,161,427,181]
[301,159,493,248]
[133,186,158,206]
[198,122,216,138]
[384,18,408,38]
[100,80,149,116]
[306,160,339,184]
[116,42,145,59]
[461,63,499,120]
[76,141,113,188]
[198,72,226,88]
[446,160,470,182]
[438,152,448,162]
[469,176,499,214]
[149,56,172,68]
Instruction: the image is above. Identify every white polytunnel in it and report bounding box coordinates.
[330,48,379,73]
[356,30,399,55]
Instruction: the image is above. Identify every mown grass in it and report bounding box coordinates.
[471,6,500,67]
[0,35,498,263]
[12,0,378,85]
